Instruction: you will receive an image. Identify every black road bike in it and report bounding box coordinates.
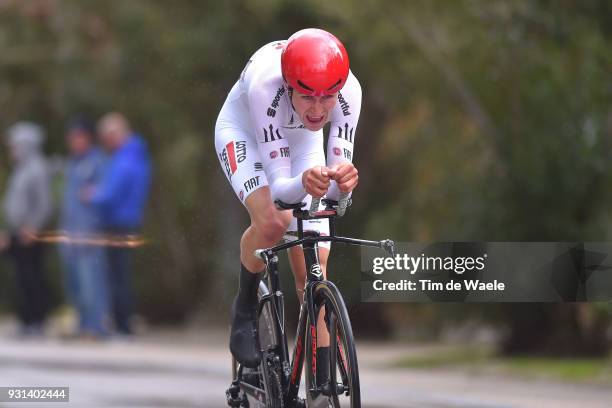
[226,195,394,408]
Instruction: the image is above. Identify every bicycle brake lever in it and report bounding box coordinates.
[380,239,395,257]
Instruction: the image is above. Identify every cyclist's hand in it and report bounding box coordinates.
[302,166,333,197]
[330,163,358,193]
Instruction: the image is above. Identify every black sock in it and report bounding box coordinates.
[237,264,263,306]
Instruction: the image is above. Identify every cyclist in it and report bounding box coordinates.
[215,29,361,375]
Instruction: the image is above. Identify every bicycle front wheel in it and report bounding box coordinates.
[306,282,360,408]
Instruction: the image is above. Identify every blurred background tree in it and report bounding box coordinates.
[0,0,611,356]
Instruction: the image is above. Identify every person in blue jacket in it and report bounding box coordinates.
[60,117,109,339]
[85,112,151,336]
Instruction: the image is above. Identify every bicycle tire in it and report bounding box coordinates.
[305,282,360,408]
[258,281,278,353]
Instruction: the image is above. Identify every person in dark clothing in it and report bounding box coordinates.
[84,112,151,336]
[0,122,53,336]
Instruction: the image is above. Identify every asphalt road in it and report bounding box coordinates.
[0,328,610,408]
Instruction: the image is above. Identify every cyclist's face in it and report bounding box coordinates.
[291,90,338,131]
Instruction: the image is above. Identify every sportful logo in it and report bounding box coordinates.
[263,124,283,143]
[267,87,285,118]
[337,123,354,143]
[337,92,351,116]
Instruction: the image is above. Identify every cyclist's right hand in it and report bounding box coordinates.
[302,166,335,198]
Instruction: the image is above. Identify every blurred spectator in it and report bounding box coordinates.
[60,117,109,339]
[85,112,151,336]
[0,122,52,337]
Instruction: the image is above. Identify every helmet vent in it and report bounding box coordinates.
[297,80,314,92]
[327,79,342,91]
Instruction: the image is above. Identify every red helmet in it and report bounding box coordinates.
[281,28,350,96]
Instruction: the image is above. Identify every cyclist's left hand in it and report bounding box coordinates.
[330,163,358,193]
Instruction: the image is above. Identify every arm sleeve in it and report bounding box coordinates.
[326,72,362,200]
[248,83,308,204]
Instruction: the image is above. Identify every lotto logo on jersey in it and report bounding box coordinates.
[333,147,342,156]
[222,141,247,178]
[235,141,247,162]
[219,148,232,179]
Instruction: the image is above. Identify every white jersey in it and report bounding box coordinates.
[215,40,362,204]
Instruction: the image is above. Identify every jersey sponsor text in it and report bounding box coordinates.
[338,92,351,116]
[244,176,261,193]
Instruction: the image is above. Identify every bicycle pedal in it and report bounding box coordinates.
[225,387,242,407]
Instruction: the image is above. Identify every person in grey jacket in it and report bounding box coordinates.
[0,122,53,336]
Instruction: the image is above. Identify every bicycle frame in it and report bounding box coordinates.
[258,208,392,405]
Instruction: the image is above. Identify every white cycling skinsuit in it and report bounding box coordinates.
[215,40,362,245]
